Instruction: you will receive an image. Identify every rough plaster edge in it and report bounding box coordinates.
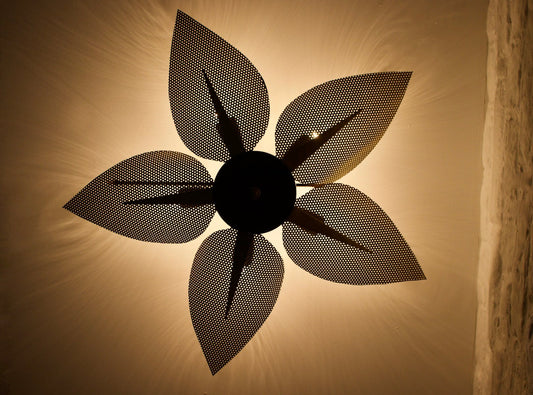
[473,0,500,393]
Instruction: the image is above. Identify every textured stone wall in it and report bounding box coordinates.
[474,0,533,394]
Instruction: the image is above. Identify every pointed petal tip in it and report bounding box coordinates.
[394,70,412,77]
[389,70,413,85]
[402,263,426,283]
[62,198,74,211]
[208,361,223,375]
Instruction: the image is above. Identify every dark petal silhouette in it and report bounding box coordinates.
[283,183,425,284]
[189,229,283,374]
[124,188,213,207]
[225,230,254,318]
[201,69,245,157]
[282,109,361,172]
[275,72,412,184]
[169,10,269,162]
[64,151,215,243]
[111,181,212,187]
[287,206,371,253]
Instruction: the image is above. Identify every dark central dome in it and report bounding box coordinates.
[213,151,296,233]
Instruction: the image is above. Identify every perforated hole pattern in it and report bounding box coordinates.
[276,72,412,184]
[64,151,215,243]
[169,11,270,162]
[62,10,425,376]
[283,183,425,284]
[189,228,283,374]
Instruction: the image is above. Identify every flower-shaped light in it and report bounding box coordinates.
[64,10,425,374]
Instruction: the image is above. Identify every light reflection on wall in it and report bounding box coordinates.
[2,0,486,393]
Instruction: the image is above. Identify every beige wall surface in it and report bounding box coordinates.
[1,1,487,394]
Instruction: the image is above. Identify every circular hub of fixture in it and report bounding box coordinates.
[213,151,296,233]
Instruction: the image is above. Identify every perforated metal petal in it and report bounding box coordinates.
[169,11,269,161]
[276,72,412,184]
[283,183,425,284]
[189,228,283,374]
[64,151,215,243]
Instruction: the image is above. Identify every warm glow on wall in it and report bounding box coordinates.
[2,1,487,394]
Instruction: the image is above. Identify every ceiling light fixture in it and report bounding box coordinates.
[64,10,425,374]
